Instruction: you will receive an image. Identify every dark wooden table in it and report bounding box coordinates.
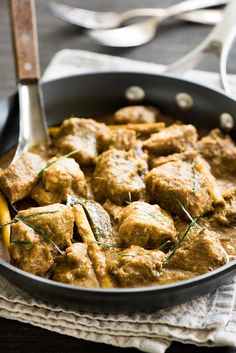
[0,0,236,352]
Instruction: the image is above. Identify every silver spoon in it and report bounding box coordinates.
[49,1,224,29]
[9,0,49,162]
[88,0,228,47]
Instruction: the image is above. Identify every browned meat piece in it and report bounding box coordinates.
[117,201,176,249]
[198,129,236,176]
[31,157,87,206]
[109,122,165,136]
[53,117,110,165]
[9,221,55,276]
[92,149,148,205]
[143,124,198,156]
[149,151,196,169]
[0,152,46,203]
[114,105,160,124]
[16,204,74,249]
[145,155,223,218]
[52,243,100,287]
[209,188,236,226]
[98,127,137,151]
[103,199,125,222]
[106,245,165,287]
[168,228,228,274]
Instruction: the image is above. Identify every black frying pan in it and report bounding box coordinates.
[0,71,236,312]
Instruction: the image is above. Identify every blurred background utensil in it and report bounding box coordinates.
[87,0,228,47]
[49,1,225,30]
[175,8,223,24]
[166,0,236,96]
[9,0,49,162]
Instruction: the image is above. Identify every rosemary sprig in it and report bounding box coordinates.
[12,241,32,245]
[16,217,64,255]
[84,236,119,249]
[10,203,19,214]
[142,210,161,222]
[191,160,198,194]
[174,197,201,228]
[164,217,200,266]
[157,240,172,251]
[0,211,60,229]
[125,192,133,205]
[38,149,81,177]
[20,211,60,221]
[0,210,64,255]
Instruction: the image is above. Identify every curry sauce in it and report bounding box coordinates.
[0,105,236,288]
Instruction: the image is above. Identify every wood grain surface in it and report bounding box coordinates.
[9,0,40,81]
[0,1,236,352]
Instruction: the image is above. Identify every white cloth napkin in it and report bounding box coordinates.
[1,49,236,353]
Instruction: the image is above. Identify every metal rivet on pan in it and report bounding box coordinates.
[125,86,145,103]
[219,112,234,132]
[175,92,193,111]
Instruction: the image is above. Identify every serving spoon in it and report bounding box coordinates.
[88,0,228,47]
[9,0,49,162]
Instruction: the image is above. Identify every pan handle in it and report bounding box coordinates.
[9,0,40,82]
[165,0,236,96]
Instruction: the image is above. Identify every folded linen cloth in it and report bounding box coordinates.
[1,49,236,353]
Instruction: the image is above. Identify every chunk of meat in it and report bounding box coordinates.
[114,105,160,124]
[145,155,223,218]
[52,243,99,287]
[16,204,74,249]
[109,122,165,136]
[149,151,196,170]
[98,127,137,151]
[198,129,236,176]
[117,201,176,249]
[106,245,166,287]
[31,157,87,205]
[53,118,110,165]
[209,188,236,226]
[103,199,125,222]
[9,221,55,276]
[168,228,228,274]
[92,149,148,205]
[143,124,198,156]
[0,152,46,203]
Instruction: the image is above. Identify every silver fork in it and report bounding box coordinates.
[49,1,225,29]
[87,0,228,47]
[9,0,49,162]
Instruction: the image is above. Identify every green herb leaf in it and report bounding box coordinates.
[164,217,200,266]
[125,192,132,205]
[157,240,172,251]
[84,236,119,249]
[174,197,201,230]
[15,217,64,255]
[21,210,60,221]
[37,149,81,177]
[12,241,32,245]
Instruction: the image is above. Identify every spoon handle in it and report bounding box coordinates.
[9,0,40,82]
[165,0,228,18]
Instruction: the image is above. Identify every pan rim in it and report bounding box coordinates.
[1,70,236,297]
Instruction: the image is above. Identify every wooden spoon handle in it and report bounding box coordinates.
[9,0,40,82]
